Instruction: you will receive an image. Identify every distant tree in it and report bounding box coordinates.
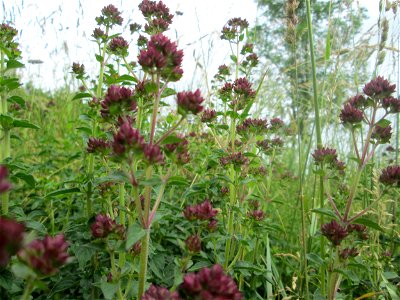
[253,0,368,139]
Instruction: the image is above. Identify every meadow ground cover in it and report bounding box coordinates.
[0,1,399,299]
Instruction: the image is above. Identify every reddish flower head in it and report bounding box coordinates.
[91,214,125,239]
[0,217,25,267]
[138,33,183,81]
[339,247,359,260]
[179,264,243,299]
[0,166,11,193]
[185,234,202,253]
[339,103,364,125]
[232,77,256,110]
[144,144,165,164]
[201,108,217,123]
[184,200,218,221]
[312,147,337,164]
[139,0,174,34]
[96,4,123,28]
[108,37,129,57]
[363,76,396,98]
[100,85,136,119]
[382,97,400,113]
[321,220,349,246]
[177,89,204,116]
[142,284,181,300]
[112,121,146,156]
[379,165,400,187]
[87,137,110,154]
[372,124,392,144]
[18,234,69,275]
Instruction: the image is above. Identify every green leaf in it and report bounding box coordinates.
[95,54,103,63]
[376,118,391,128]
[145,82,157,93]
[126,224,146,250]
[0,114,14,130]
[25,220,47,234]
[306,253,324,267]
[0,269,13,289]
[7,95,25,108]
[72,92,92,101]
[161,87,176,98]
[48,276,77,297]
[7,59,24,69]
[160,135,183,145]
[117,74,138,83]
[353,217,385,232]
[72,243,99,268]
[11,261,36,279]
[12,119,40,129]
[230,55,238,63]
[13,172,36,187]
[187,261,211,272]
[325,32,331,61]
[311,208,338,219]
[168,176,188,186]
[100,281,118,300]
[0,77,20,91]
[45,187,81,198]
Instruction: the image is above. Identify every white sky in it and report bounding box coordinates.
[0,0,386,91]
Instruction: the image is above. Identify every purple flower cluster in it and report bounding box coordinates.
[248,209,265,221]
[141,284,181,300]
[112,121,145,156]
[340,77,400,128]
[339,247,359,260]
[91,214,125,239]
[18,234,69,275]
[0,217,25,267]
[177,90,204,116]
[321,220,349,246]
[164,135,190,164]
[312,147,345,172]
[71,62,85,76]
[179,264,243,300]
[340,103,364,125]
[138,33,183,81]
[185,234,202,254]
[100,85,137,119]
[221,17,249,41]
[87,137,110,154]
[256,138,284,154]
[96,4,123,28]
[0,166,12,193]
[363,76,396,98]
[184,200,218,221]
[236,118,268,136]
[379,165,400,187]
[108,36,129,57]
[143,265,242,299]
[371,124,392,144]
[139,0,174,34]
[201,108,217,123]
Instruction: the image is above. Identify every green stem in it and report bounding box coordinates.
[224,165,236,269]
[21,277,34,300]
[154,117,185,146]
[306,0,322,148]
[137,228,150,299]
[118,182,126,268]
[0,51,9,215]
[149,74,161,145]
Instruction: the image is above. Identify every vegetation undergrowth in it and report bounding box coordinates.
[0,1,399,299]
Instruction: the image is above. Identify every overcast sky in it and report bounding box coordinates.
[1,0,384,91]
